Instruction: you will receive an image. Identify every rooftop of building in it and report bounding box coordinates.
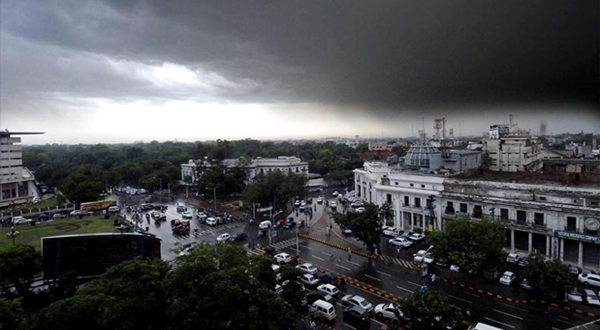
[450,170,600,190]
[0,130,45,137]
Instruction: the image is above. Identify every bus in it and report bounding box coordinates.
[80,199,117,211]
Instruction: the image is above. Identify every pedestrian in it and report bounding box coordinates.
[348,247,352,261]
[329,254,334,267]
[396,246,400,254]
[431,273,437,285]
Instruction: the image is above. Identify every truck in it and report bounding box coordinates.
[80,199,117,212]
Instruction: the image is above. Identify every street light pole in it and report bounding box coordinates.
[207,187,217,213]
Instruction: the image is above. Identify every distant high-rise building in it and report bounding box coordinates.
[483,120,543,172]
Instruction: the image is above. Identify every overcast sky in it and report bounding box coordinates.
[1,0,598,144]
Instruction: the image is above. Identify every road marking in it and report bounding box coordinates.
[376,270,392,277]
[448,295,472,305]
[461,290,480,298]
[396,285,413,293]
[493,309,522,320]
[484,317,515,329]
[344,324,357,330]
[498,302,528,312]
[311,255,325,261]
[320,251,333,256]
[551,328,561,330]
[406,280,421,287]
[364,274,381,282]
[336,264,350,271]
[372,318,384,326]
[556,318,575,326]
[349,261,361,266]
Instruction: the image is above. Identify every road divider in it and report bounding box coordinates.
[298,233,377,259]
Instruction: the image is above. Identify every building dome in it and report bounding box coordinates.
[405,131,440,168]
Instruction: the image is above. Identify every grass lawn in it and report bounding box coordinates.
[0,216,122,251]
[0,197,73,218]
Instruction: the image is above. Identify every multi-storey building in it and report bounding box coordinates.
[0,130,42,208]
[483,124,543,172]
[181,156,309,184]
[355,161,600,271]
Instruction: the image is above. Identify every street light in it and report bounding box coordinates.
[6,226,20,245]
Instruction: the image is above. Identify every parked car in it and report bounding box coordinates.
[296,263,318,275]
[413,250,428,263]
[206,217,217,226]
[506,253,520,264]
[520,278,533,290]
[423,253,435,264]
[271,284,283,296]
[343,305,371,328]
[578,272,600,287]
[259,220,272,230]
[343,228,353,235]
[275,252,293,264]
[409,233,425,242]
[499,271,516,286]
[317,284,340,298]
[300,274,320,287]
[568,265,581,275]
[182,211,193,219]
[12,216,32,225]
[341,295,374,313]
[517,257,529,267]
[388,237,412,248]
[436,257,449,268]
[332,191,339,196]
[374,303,403,320]
[383,228,402,237]
[232,233,248,242]
[567,288,583,303]
[69,210,92,216]
[583,289,600,306]
[216,233,231,243]
[52,213,67,220]
[108,206,120,213]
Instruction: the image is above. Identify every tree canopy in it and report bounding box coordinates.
[242,171,307,214]
[332,202,389,253]
[426,217,504,276]
[0,245,42,297]
[523,252,575,300]
[399,289,462,330]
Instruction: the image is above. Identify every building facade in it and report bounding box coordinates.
[355,161,600,271]
[0,131,41,208]
[483,125,543,172]
[181,156,309,184]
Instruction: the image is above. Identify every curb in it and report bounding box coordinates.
[298,233,377,259]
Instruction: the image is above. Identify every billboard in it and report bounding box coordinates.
[42,233,161,279]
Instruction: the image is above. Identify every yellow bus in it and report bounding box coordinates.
[80,199,117,211]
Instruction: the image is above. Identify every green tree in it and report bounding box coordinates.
[427,217,504,276]
[0,297,23,330]
[400,289,462,330]
[0,245,42,297]
[60,165,105,204]
[332,203,385,253]
[28,258,171,330]
[243,171,306,214]
[523,252,575,300]
[482,153,493,170]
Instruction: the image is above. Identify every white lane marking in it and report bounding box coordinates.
[344,324,357,330]
[364,274,381,282]
[406,280,421,287]
[376,270,392,277]
[396,285,413,293]
[311,255,325,261]
[372,318,384,326]
[336,264,351,271]
[320,251,333,256]
[552,328,561,330]
[498,302,528,312]
[448,295,472,305]
[484,317,515,329]
[493,309,523,320]
[556,318,575,326]
[350,261,361,266]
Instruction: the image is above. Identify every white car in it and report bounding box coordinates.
[499,271,516,285]
[296,263,318,275]
[274,252,292,264]
[341,295,373,313]
[567,289,583,303]
[11,216,32,225]
[301,200,306,206]
[383,228,401,237]
[330,201,337,208]
[182,211,193,219]
[206,217,217,226]
[450,264,460,272]
[317,197,324,204]
[300,274,320,287]
[355,207,365,213]
[294,200,301,207]
[423,253,435,264]
[506,253,520,264]
[317,284,339,298]
[216,233,231,243]
[413,250,428,263]
[583,289,600,306]
[374,303,403,320]
[409,233,426,242]
[578,272,600,287]
[332,191,339,196]
[196,211,207,218]
[388,237,412,248]
[351,201,364,208]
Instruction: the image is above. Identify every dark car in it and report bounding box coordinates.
[517,257,529,267]
[436,257,448,268]
[263,246,276,256]
[37,212,53,221]
[343,305,371,328]
[320,273,340,285]
[283,218,296,229]
[232,233,248,242]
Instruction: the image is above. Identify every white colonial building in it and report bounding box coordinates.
[355,161,600,271]
[181,156,309,184]
[0,130,42,208]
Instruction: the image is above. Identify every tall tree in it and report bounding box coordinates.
[523,252,575,300]
[332,203,385,253]
[0,245,42,297]
[243,171,306,213]
[400,289,462,330]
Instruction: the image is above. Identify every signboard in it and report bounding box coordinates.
[584,217,600,231]
[554,231,600,245]
[42,233,161,279]
[421,264,428,278]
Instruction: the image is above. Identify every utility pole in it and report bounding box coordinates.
[296,228,300,256]
[207,187,217,213]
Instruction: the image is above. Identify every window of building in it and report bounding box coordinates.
[500,208,509,221]
[460,203,467,213]
[421,184,425,188]
[414,197,421,208]
[445,202,454,214]
[566,216,576,232]
[386,194,392,204]
[410,183,414,187]
[534,213,544,226]
[517,210,527,223]
[404,196,409,206]
[473,205,482,219]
